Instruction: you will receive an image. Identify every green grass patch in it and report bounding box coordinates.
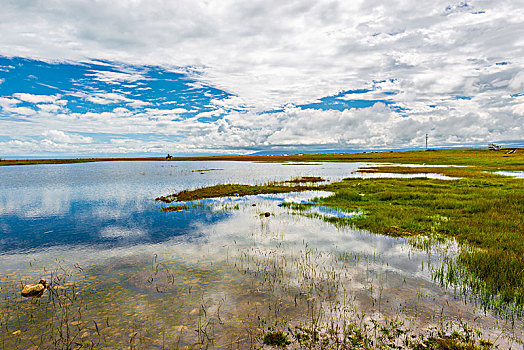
[281,176,325,184]
[161,205,189,212]
[191,168,224,172]
[355,165,500,178]
[155,183,325,203]
[263,330,290,348]
[315,176,524,310]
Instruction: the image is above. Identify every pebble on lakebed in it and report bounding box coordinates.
[189,308,201,316]
[21,279,48,298]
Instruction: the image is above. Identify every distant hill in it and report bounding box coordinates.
[247,148,419,156]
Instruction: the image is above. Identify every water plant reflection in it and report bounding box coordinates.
[2,193,521,348]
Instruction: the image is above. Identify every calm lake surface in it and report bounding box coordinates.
[0,161,521,348]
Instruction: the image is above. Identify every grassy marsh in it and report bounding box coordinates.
[160,205,190,212]
[153,149,523,316]
[3,148,524,348]
[3,148,522,170]
[155,183,326,203]
[354,165,492,178]
[316,176,523,313]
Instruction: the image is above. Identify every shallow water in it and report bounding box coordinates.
[0,161,521,348]
[493,171,524,178]
[0,160,453,254]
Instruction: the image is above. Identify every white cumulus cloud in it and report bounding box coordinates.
[42,130,93,144]
[12,93,60,104]
[0,0,522,154]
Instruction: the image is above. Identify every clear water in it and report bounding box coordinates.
[0,160,453,255]
[0,161,520,348]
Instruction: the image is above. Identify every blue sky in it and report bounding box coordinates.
[0,0,523,155]
[0,57,235,123]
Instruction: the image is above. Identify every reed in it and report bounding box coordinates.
[312,176,523,313]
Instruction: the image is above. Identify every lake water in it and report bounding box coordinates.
[0,161,520,348]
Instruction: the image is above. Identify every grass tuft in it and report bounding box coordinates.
[263,330,290,348]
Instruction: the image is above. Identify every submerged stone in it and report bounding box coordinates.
[21,279,47,298]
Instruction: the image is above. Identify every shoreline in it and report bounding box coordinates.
[1,147,523,171]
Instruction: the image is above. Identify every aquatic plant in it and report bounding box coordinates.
[160,204,189,212]
[281,176,326,184]
[263,329,290,347]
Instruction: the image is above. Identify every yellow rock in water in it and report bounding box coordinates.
[21,279,47,298]
[173,325,188,332]
[189,308,201,316]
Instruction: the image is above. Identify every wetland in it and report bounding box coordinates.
[0,149,523,349]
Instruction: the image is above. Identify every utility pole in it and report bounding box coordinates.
[425,133,428,150]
